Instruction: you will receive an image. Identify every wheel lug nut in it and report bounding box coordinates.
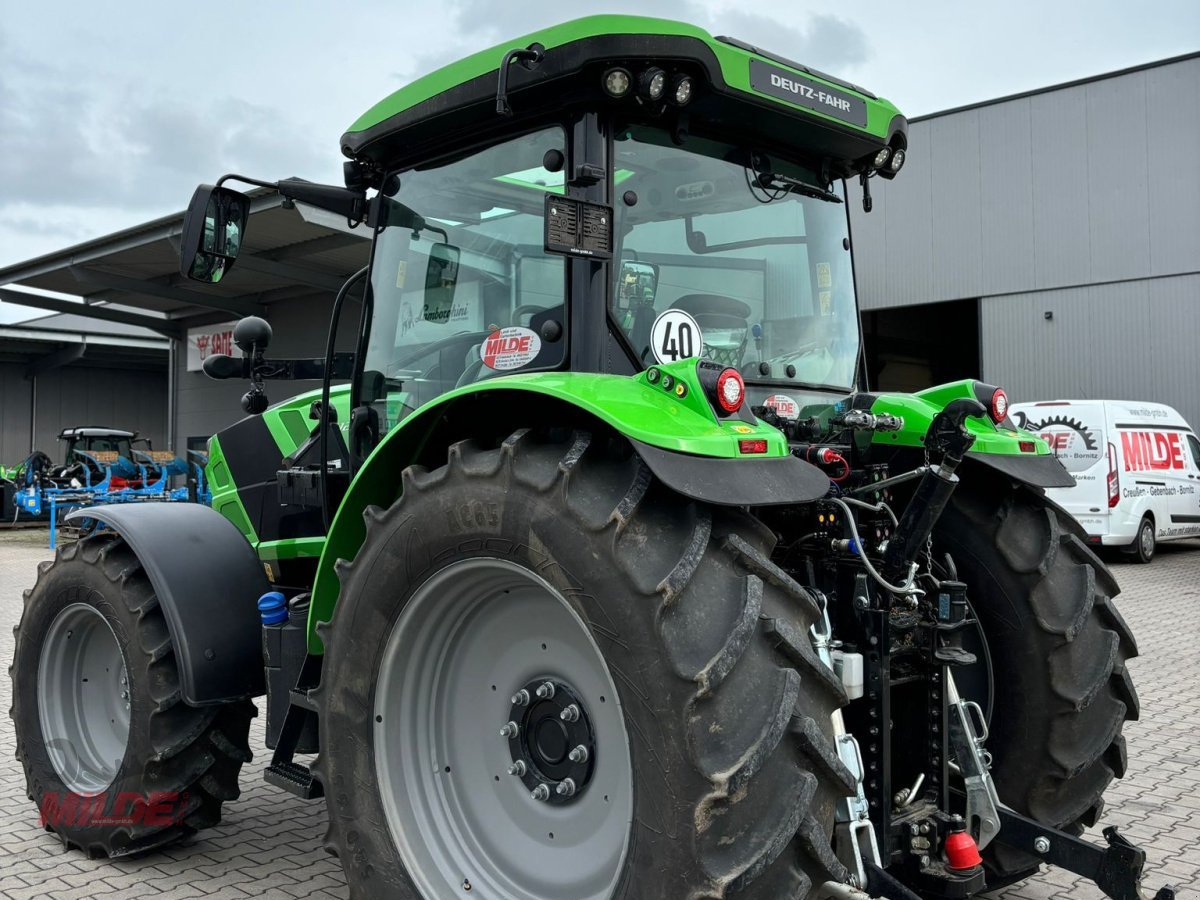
[568,745,589,763]
[556,778,577,798]
[508,760,527,777]
[531,784,551,801]
[535,682,556,700]
[560,704,580,723]
[511,689,530,706]
[500,721,519,738]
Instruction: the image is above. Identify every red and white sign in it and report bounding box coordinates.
[1120,430,1186,472]
[187,321,239,372]
[481,326,541,371]
[764,394,800,420]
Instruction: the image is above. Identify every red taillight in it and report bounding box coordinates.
[989,388,1008,424]
[1107,442,1120,508]
[738,439,768,454]
[715,368,744,414]
[1019,440,1036,453]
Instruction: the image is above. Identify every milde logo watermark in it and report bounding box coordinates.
[38,739,189,829]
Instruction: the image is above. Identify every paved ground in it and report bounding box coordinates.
[1,526,1196,899]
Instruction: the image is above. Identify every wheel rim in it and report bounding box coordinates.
[1141,523,1154,557]
[375,558,633,900]
[37,603,131,794]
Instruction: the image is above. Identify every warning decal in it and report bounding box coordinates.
[481,326,541,371]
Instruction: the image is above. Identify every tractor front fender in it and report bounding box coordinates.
[65,502,268,706]
[307,373,828,653]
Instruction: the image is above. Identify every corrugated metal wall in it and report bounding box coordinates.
[0,363,167,464]
[175,294,363,448]
[849,54,1200,425]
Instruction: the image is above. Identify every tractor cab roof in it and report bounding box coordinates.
[58,427,137,440]
[342,15,906,181]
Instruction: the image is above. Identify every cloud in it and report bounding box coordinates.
[393,2,871,85]
[0,44,332,215]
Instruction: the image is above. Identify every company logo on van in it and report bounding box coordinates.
[1120,431,1186,472]
[1013,413,1101,473]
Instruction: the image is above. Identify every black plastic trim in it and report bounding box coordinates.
[966,451,1076,489]
[630,439,829,506]
[65,503,269,705]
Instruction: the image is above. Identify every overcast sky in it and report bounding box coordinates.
[1,0,1196,322]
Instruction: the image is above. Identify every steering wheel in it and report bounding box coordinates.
[510,305,545,326]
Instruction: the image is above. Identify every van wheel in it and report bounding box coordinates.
[1131,517,1155,564]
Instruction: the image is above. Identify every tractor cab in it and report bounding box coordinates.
[182,15,908,463]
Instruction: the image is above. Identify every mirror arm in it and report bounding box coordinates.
[277,178,368,222]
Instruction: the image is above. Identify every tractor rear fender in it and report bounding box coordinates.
[307,372,829,653]
[65,502,269,706]
[868,380,1076,489]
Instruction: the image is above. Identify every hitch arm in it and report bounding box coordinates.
[993,806,1176,900]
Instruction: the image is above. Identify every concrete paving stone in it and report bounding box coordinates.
[3,533,1199,899]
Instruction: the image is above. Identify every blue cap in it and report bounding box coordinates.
[257,591,288,626]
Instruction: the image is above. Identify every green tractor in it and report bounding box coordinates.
[10,15,1175,900]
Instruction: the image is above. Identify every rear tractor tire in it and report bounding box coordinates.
[935,476,1139,886]
[9,533,255,857]
[315,428,856,900]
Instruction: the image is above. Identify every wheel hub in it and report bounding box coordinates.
[506,678,596,803]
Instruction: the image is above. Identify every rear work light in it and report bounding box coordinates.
[989,388,1008,424]
[715,368,744,414]
[1107,442,1120,508]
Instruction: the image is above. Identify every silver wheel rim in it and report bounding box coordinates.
[375,558,633,899]
[38,603,131,794]
[1141,523,1154,557]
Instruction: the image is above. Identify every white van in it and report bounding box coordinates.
[1010,400,1200,562]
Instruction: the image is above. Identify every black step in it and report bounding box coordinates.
[265,761,324,799]
[289,687,319,713]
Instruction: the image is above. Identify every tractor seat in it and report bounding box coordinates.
[670,294,752,367]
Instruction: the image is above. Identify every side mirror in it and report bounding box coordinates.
[179,185,250,283]
[617,260,659,306]
[423,243,461,323]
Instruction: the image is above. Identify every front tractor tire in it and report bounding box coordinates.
[935,474,1140,885]
[9,533,255,857]
[315,428,856,900]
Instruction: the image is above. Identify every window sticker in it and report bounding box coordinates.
[481,326,542,371]
[764,394,800,420]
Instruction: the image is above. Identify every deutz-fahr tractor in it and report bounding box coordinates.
[10,16,1176,900]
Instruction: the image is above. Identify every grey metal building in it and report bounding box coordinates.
[848,52,1200,426]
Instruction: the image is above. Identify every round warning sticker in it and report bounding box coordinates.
[481,326,541,371]
[650,309,703,365]
[764,394,800,420]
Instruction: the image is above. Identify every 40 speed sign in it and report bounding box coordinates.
[650,309,703,364]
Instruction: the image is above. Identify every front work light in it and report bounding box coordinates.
[604,68,632,98]
[640,67,666,100]
[873,147,892,168]
[888,148,906,173]
[671,75,694,106]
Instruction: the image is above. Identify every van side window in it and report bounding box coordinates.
[1188,435,1200,470]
